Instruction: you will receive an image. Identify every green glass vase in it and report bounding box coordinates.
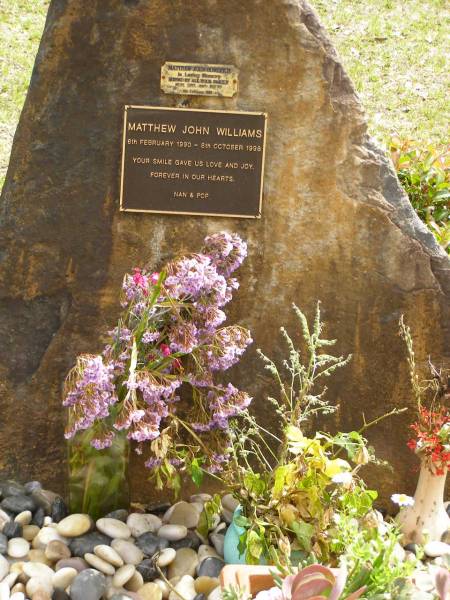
[68,427,130,520]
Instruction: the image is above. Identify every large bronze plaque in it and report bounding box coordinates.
[120,105,267,218]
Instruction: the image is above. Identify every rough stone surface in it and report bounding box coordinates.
[0,0,449,503]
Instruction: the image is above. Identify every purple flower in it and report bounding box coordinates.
[202,232,247,277]
[169,322,198,353]
[142,331,160,344]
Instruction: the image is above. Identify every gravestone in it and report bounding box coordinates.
[0,0,448,503]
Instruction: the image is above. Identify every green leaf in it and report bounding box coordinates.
[246,530,263,562]
[291,520,315,552]
[190,458,204,487]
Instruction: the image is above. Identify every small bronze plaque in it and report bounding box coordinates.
[120,105,267,218]
[161,62,238,97]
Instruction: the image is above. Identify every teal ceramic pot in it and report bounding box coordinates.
[224,506,247,564]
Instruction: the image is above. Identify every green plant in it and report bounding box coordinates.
[203,303,404,566]
[390,139,450,253]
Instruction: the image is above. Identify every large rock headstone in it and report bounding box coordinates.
[0,0,448,501]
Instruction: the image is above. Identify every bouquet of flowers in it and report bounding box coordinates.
[64,231,252,493]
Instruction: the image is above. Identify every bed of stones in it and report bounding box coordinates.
[0,480,449,600]
[0,481,236,600]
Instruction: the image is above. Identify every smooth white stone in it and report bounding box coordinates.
[94,545,124,567]
[0,555,10,581]
[32,527,68,550]
[126,514,162,537]
[424,541,450,558]
[84,553,115,575]
[154,579,170,600]
[212,523,226,535]
[162,505,175,524]
[168,548,198,580]
[123,570,144,592]
[23,563,54,581]
[112,565,135,587]
[56,514,91,538]
[197,545,220,563]
[157,548,176,567]
[168,502,199,529]
[43,517,53,526]
[157,525,187,542]
[52,567,77,590]
[10,593,24,600]
[96,518,131,540]
[13,512,32,527]
[190,503,204,515]
[25,577,53,596]
[168,575,196,600]
[190,494,211,504]
[3,573,18,588]
[22,525,40,542]
[0,581,10,600]
[209,534,224,558]
[111,540,144,566]
[208,586,222,600]
[7,538,30,559]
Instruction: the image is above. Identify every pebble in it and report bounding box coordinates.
[52,568,77,590]
[193,594,206,600]
[197,557,225,579]
[31,491,59,515]
[170,531,201,552]
[55,558,89,573]
[7,538,29,559]
[169,575,196,600]
[1,496,36,515]
[123,571,143,592]
[190,503,204,515]
[190,495,211,504]
[23,562,55,581]
[28,549,53,566]
[0,534,7,555]
[0,582,9,600]
[94,545,123,568]
[14,512,31,527]
[0,511,11,531]
[25,577,53,597]
[138,583,162,600]
[135,533,168,557]
[135,560,160,583]
[32,589,52,600]
[168,548,198,579]
[84,554,115,576]
[105,511,128,523]
[424,541,450,558]
[69,533,111,557]
[23,525,40,541]
[56,515,92,538]
[112,566,135,588]
[24,482,42,495]
[44,518,53,527]
[207,587,221,600]
[0,483,25,498]
[45,541,71,562]
[441,529,450,544]
[10,585,25,595]
[32,528,68,550]
[110,541,143,566]
[32,509,45,529]
[2,524,22,541]
[168,503,199,529]
[50,499,68,524]
[194,577,219,597]
[10,593,24,600]
[154,579,170,599]
[221,495,238,513]
[157,525,187,542]
[96,520,130,540]
[126,514,161,538]
[156,548,176,567]
[70,569,107,600]
[209,534,224,558]
[197,546,219,563]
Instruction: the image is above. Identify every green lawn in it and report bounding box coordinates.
[0,0,448,189]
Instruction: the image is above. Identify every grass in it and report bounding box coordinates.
[0,0,448,189]
[311,0,450,145]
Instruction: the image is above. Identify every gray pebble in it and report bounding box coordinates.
[170,531,201,551]
[70,569,107,600]
[0,482,26,498]
[194,595,206,600]
[50,498,68,523]
[52,590,70,600]
[105,510,129,522]
[24,482,42,495]
[32,507,45,528]
[2,521,22,539]
[197,557,225,578]
[136,560,165,582]
[69,532,112,556]
[0,534,7,554]
[31,489,59,515]
[135,532,168,557]
[1,495,36,514]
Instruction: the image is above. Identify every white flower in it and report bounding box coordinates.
[332,472,353,485]
[391,493,414,507]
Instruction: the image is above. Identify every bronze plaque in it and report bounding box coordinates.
[120,105,267,218]
[161,62,238,97]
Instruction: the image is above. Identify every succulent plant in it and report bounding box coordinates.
[254,564,366,600]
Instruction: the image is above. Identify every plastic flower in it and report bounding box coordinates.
[391,493,414,507]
